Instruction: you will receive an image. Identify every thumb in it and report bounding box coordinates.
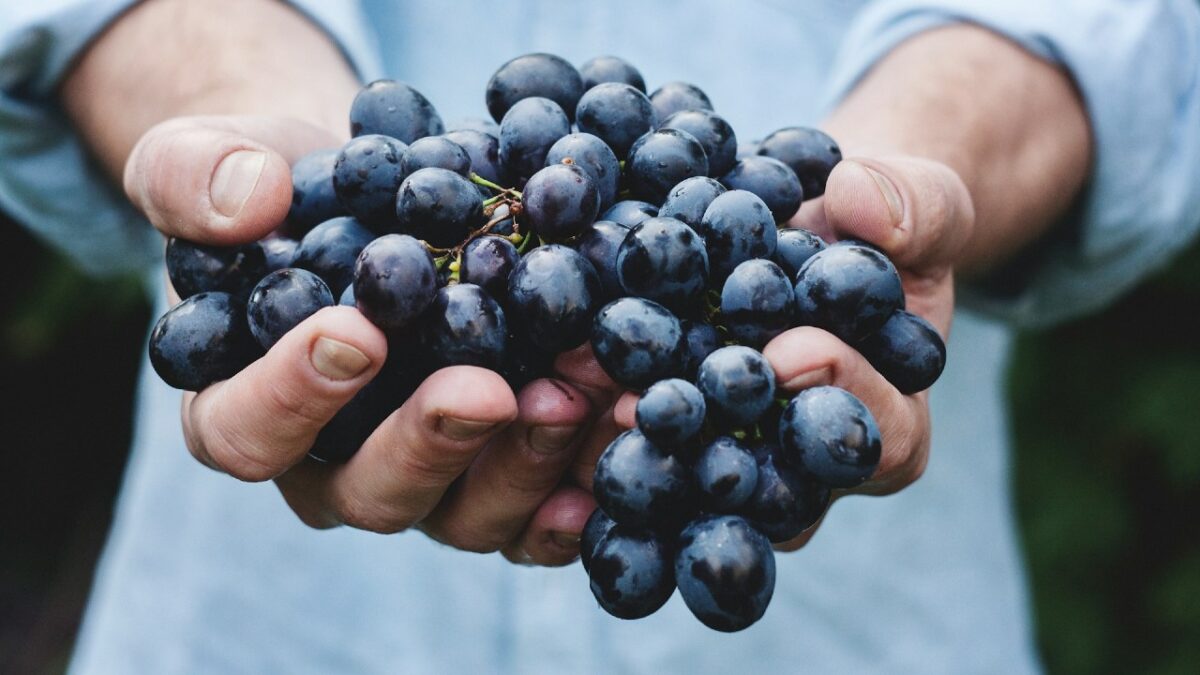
[124,115,342,245]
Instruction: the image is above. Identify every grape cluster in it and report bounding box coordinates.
[147,53,947,632]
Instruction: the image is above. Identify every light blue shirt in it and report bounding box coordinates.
[2,1,1199,673]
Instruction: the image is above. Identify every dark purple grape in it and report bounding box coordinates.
[260,236,299,272]
[349,79,443,144]
[649,81,713,121]
[443,129,504,184]
[165,237,268,301]
[287,148,345,235]
[574,220,629,299]
[694,436,759,511]
[310,349,419,463]
[626,129,709,204]
[521,163,600,241]
[793,244,904,343]
[636,378,706,448]
[580,508,617,573]
[575,83,655,158]
[579,55,646,92]
[447,117,500,138]
[546,132,620,211]
[486,202,516,236]
[720,259,795,349]
[588,524,675,620]
[353,234,438,332]
[601,200,658,228]
[658,176,726,230]
[616,216,709,314]
[780,386,881,488]
[460,235,518,299]
[400,136,471,178]
[697,346,776,428]
[659,109,737,177]
[486,53,584,123]
[246,268,334,350]
[394,167,483,248]
[590,297,685,390]
[293,216,375,297]
[742,444,829,542]
[419,283,508,370]
[757,127,842,199]
[594,429,693,529]
[332,134,407,230]
[774,228,827,279]
[736,141,760,160]
[697,190,778,282]
[680,320,720,379]
[499,325,555,392]
[338,284,355,307]
[506,244,602,352]
[675,514,775,632]
[855,309,946,394]
[721,156,803,223]
[148,292,260,391]
[498,97,571,183]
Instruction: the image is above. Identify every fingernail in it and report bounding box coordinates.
[310,336,371,380]
[850,161,903,227]
[782,366,832,392]
[210,150,266,217]
[551,531,581,549]
[528,425,578,455]
[439,417,499,441]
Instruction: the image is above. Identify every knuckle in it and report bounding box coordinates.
[334,493,414,535]
[263,378,335,430]
[203,422,281,482]
[435,521,508,554]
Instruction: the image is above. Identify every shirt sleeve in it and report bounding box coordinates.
[0,0,382,277]
[820,0,1200,327]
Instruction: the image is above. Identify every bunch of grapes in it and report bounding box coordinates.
[148,53,946,632]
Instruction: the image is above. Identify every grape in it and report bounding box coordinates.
[521,163,600,242]
[443,129,505,184]
[636,379,706,448]
[580,508,617,573]
[486,53,584,123]
[400,136,471,178]
[594,429,693,528]
[793,243,904,343]
[579,55,646,92]
[293,216,375,297]
[696,346,776,428]
[697,190,778,282]
[460,235,519,299]
[721,156,803,223]
[545,132,621,211]
[260,236,299,272]
[332,134,407,230]
[616,216,709,314]
[720,259,795,349]
[287,148,345,235]
[148,292,260,391]
[310,350,419,463]
[394,167,484,248]
[680,319,720,379]
[575,82,655,158]
[165,237,268,301]
[353,234,438,332]
[498,97,571,183]
[498,326,555,391]
[626,129,709,204]
[419,284,508,370]
[591,297,685,390]
[486,202,516,236]
[659,109,738,177]
[350,79,443,144]
[675,515,775,633]
[736,141,760,160]
[779,386,882,488]
[658,176,726,230]
[447,117,499,138]
[573,220,629,300]
[506,244,602,353]
[601,200,658,228]
[757,127,842,199]
[855,309,946,394]
[588,524,675,620]
[773,227,826,279]
[246,268,334,350]
[694,436,759,511]
[338,284,355,307]
[741,444,829,542]
[648,81,713,121]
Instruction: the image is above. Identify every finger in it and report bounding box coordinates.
[566,404,626,492]
[124,115,341,244]
[553,342,620,407]
[612,391,638,430]
[502,485,597,566]
[420,378,591,552]
[763,327,928,495]
[786,196,832,240]
[184,306,385,481]
[316,367,518,534]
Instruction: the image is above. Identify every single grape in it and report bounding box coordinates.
[498,97,571,183]
[332,134,407,230]
[721,156,803,223]
[579,55,646,92]
[338,284,355,307]
[648,81,713,121]
[499,326,556,392]
[616,216,709,314]
[697,190,778,282]
[855,309,946,394]
[447,117,500,138]
[774,228,827,280]
[757,127,842,199]
[696,346,776,428]
[680,319,720,379]
[400,136,471,178]
[658,176,726,230]
[165,237,268,301]
[593,429,693,529]
[287,148,345,235]
[521,163,600,241]
[741,444,830,542]
[310,349,419,463]
[545,132,621,211]
[443,129,504,185]
[486,202,516,236]
[486,53,584,123]
[394,167,484,248]
[580,508,617,573]
[626,129,709,204]
[246,268,335,350]
[573,220,630,300]
[736,141,760,160]
[601,200,658,228]
[506,244,602,352]
[349,79,443,144]
[590,297,685,390]
[636,378,706,448]
[292,216,375,297]
[659,109,737,177]
[779,386,882,488]
[260,236,299,272]
[353,234,438,332]
[694,436,759,511]
[148,292,260,391]
[720,259,795,349]
[419,283,508,370]
[793,243,904,343]
[460,235,519,299]
[575,82,655,158]
[588,524,675,620]
[675,514,775,633]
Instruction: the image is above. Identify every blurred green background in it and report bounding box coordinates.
[1,207,1198,673]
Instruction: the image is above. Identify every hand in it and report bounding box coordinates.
[126,114,624,565]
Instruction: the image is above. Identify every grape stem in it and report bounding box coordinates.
[469,172,522,199]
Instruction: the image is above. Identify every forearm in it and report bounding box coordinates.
[824,25,1092,275]
[60,0,360,180]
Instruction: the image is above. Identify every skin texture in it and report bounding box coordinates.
[61,0,1090,561]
